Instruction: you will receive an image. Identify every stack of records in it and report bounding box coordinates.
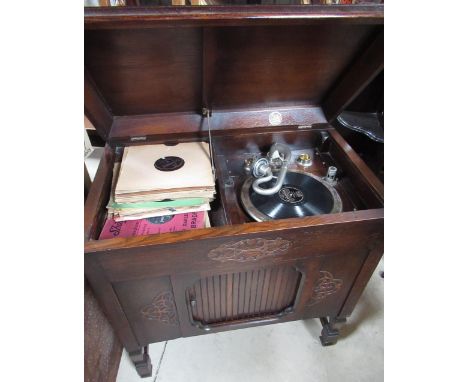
[99,142,215,239]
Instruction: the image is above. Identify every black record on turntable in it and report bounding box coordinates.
[240,171,342,222]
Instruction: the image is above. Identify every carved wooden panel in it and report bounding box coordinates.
[187,264,301,325]
[113,276,182,345]
[308,271,343,305]
[208,237,291,263]
[140,291,178,325]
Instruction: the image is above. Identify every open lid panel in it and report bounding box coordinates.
[84,5,383,143]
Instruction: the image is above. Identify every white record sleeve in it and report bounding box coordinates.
[116,142,215,194]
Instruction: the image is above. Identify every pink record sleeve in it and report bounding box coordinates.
[99,212,205,240]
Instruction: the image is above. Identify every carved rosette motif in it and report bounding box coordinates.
[208,237,291,262]
[309,271,343,305]
[140,291,178,325]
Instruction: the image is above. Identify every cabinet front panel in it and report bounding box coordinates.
[95,214,383,283]
[90,214,382,344]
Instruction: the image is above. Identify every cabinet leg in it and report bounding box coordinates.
[319,317,345,346]
[129,346,152,378]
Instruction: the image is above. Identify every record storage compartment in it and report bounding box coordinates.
[84,6,384,378]
[89,127,382,240]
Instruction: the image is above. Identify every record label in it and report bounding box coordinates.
[154,156,185,172]
[279,186,304,204]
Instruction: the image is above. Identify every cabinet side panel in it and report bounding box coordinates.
[337,238,383,319]
[84,256,140,352]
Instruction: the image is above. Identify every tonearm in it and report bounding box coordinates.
[243,143,292,196]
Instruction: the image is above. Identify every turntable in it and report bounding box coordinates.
[240,143,343,222]
[241,170,342,221]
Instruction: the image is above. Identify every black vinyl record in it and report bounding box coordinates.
[244,172,341,221]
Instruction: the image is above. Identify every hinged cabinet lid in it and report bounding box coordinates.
[84,5,383,142]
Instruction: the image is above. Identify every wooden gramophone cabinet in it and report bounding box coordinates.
[84,5,383,378]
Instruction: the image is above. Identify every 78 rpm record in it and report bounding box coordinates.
[240,170,342,222]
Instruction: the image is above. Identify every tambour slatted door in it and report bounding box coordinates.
[186,265,302,330]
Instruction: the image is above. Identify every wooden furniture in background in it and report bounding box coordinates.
[333,71,384,181]
[85,280,122,382]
